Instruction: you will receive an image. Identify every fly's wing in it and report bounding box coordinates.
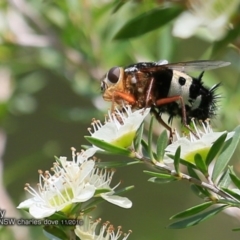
[125,60,230,74]
[164,60,231,72]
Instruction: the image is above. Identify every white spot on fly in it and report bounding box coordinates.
[156,60,168,65]
[125,66,138,72]
[131,76,137,84]
[138,87,143,93]
[168,70,192,106]
[191,95,202,110]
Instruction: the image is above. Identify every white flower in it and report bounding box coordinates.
[17,148,132,219]
[165,120,234,164]
[172,0,239,41]
[88,105,150,149]
[74,216,132,240]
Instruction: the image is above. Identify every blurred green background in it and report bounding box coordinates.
[1,0,240,239]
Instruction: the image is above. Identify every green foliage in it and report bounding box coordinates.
[205,132,227,166]
[168,205,228,229]
[170,202,213,219]
[114,6,183,39]
[156,130,168,162]
[194,153,208,175]
[84,136,132,156]
[212,126,240,182]
[173,146,181,175]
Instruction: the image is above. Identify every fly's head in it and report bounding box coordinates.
[101,66,125,101]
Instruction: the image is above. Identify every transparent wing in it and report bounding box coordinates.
[125,60,231,73]
[162,60,231,72]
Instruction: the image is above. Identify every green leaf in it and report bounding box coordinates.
[113,185,135,195]
[217,169,232,188]
[173,146,181,175]
[205,132,227,166]
[232,228,240,231]
[217,199,240,207]
[148,177,176,184]
[156,130,168,162]
[212,126,240,182]
[144,170,173,179]
[170,202,213,219]
[148,116,155,161]
[84,136,131,156]
[114,6,183,39]
[95,188,111,195]
[168,205,227,229]
[96,160,141,168]
[187,165,201,180]
[80,206,96,215]
[187,166,211,198]
[111,0,128,13]
[180,158,198,170]
[229,166,240,189]
[190,184,211,199]
[133,122,144,152]
[141,139,149,158]
[221,187,240,202]
[194,153,208,175]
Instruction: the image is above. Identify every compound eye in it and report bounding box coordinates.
[107,67,120,84]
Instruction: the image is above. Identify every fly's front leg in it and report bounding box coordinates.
[111,91,137,112]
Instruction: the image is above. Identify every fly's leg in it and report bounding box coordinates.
[111,91,136,112]
[155,95,199,139]
[151,108,174,143]
[145,76,155,107]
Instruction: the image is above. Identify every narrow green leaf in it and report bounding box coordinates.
[144,170,172,179]
[221,187,240,202]
[212,126,240,182]
[96,160,140,168]
[187,166,211,198]
[217,169,232,188]
[114,6,183,39]
[217,199,240,207]
[148,116,155,161]
[205,132,227,166]
[187,165,201,180]
[229,166,240,189]
[148,177,176,184]
[180,158,198,170]
[173,146,181,175]
[111,0,128,13]
[84,136,131,156]
[141,139,149,158]
[170,202,213,219]
[168,205,227,229]
[80,206,96,215]
[133,122,144,152]
[113,185,135,195]
[194,153,208,175]
[156,130,168,162]
[190,184,210,199]
[232,228,240,231]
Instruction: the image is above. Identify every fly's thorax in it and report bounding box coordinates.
[126,72,152,108]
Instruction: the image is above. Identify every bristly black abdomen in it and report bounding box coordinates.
[187,75,220,123]
[154,71,221,124]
